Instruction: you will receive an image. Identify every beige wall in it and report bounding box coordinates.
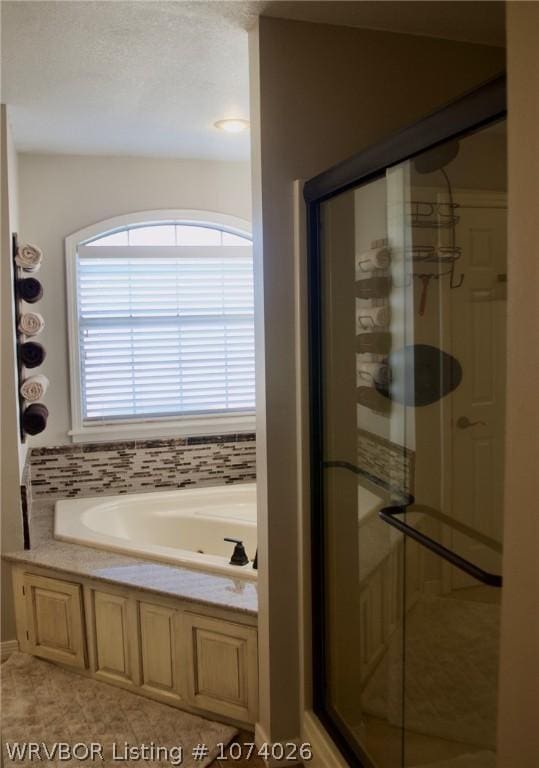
[1,153,250,639]
[18,154,252,447]
[250,14,504,745]
[1,105,26,641]
[498,4,539,765]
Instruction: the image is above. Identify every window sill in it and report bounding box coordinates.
[69,413,256,444]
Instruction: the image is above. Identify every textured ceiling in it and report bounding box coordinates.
[1,1,256,159]
[1,1,505,160]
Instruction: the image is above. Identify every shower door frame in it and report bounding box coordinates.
[303,74,506,768]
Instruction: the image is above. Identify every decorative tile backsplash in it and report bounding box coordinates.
[26,429,407,503]
[357,428,414,497]
[28,434,256,500]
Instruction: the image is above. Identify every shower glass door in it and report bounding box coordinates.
[398,120,506,768]
[307,81,506,768]
[318,171,407,768]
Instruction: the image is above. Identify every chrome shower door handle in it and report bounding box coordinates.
[456,415,486,429]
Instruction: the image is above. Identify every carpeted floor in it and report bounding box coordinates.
[1,653,237,767]
[362,595,500,749]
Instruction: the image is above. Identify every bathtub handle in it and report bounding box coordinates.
[223,537,250,567]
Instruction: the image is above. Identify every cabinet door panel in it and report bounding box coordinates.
[183,613,258,723]
[140,602,182,703]
[24,573,86,669]
[92,591,135,685]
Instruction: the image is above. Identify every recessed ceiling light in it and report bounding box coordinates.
[214,118,250,133]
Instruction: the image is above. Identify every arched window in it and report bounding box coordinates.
[65,211,254,442]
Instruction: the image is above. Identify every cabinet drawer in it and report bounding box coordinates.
[23,573,86,669]
[183,613,258,723]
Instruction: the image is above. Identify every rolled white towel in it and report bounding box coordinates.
[357,247,391,272]
[19,311,45,336]
[357,305,390,331]
[15,243,43,272]
[357,361,391,388]
[20,374,49,402]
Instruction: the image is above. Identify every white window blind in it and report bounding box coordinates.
[76,245,255,423]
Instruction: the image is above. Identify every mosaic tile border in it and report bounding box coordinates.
[28,428,408,503]
[29,433,257,500]
[357,427,414,497]
[30,432,255,457]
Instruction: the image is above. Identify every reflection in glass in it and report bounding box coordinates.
[318,119,506,767]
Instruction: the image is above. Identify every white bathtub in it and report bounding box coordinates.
[54,483,258,580]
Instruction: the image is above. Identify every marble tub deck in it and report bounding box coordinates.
[3,500,258,616]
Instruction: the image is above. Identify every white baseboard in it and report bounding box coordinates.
[254,722,302,767]
[303,710,348,768]
[1,639,19,661]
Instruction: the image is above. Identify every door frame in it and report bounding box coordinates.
[303,74,506,768]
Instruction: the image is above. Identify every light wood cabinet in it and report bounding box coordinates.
[23,573,86,669]
[12,565,258,727]
[139,602,182,704]
[88,590,138,687]
[183,612,258,723]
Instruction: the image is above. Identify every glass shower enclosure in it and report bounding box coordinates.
[305,76,506,768]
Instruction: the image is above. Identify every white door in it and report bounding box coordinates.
[444,193,507,589]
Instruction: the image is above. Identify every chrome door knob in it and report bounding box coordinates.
[456,416,486,429]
